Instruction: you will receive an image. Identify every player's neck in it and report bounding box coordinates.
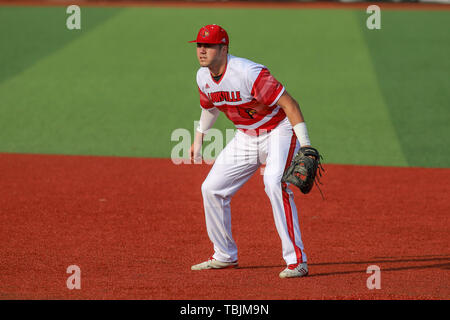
[209,55,227,77]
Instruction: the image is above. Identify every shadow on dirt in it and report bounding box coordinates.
[237,255,450,277]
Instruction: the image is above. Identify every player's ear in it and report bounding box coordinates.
[221,44,229,54]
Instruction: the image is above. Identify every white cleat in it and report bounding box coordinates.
[191,257,238,270]
[279,262,309,278]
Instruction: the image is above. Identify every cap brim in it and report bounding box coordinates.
[188,40,226,44]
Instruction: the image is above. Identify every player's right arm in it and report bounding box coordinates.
[190,107,220,163]
[190,77,219,163]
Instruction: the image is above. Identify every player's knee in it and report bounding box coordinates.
[202,178,231,199]
[201,180,211,195]
[201,179,218,197]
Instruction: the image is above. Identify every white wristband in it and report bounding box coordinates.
[293,122,311,147]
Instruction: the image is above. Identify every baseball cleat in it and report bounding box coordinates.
[191,257,238,270]
[279,262,309,278]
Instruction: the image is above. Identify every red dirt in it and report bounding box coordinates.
[1,0,449,10]
[0,153,449,300]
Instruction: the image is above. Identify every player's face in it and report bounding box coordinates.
[196,43,225,67]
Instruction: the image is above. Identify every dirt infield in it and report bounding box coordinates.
[0,153,448,299]
[1,0,449,10]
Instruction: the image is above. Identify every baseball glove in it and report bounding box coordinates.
[282,146,324,196]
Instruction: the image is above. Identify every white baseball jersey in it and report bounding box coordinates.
[196,54,286,136]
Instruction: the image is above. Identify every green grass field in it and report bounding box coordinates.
[1,5,449,167]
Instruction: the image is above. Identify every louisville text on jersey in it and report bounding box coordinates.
[207,91,242,103]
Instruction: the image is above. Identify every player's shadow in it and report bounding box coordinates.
[236,255,450,277]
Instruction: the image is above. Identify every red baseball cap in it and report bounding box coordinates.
[189,24,229,45]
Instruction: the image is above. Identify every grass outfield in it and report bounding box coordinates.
[0,6,449,167]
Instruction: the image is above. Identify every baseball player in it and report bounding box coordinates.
[189,24,314,278]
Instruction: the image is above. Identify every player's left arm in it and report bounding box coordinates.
[276,91,311,147]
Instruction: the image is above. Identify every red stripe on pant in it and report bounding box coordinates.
[281,133,303,266]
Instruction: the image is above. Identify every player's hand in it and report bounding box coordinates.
[190,130,204,164]
[190,143,203,164]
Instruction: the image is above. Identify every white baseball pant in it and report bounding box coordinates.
[200,118,307,266]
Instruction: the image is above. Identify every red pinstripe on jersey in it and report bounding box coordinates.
[215,100,286,124]
[198,86,215,110]
[251,68,284,107]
